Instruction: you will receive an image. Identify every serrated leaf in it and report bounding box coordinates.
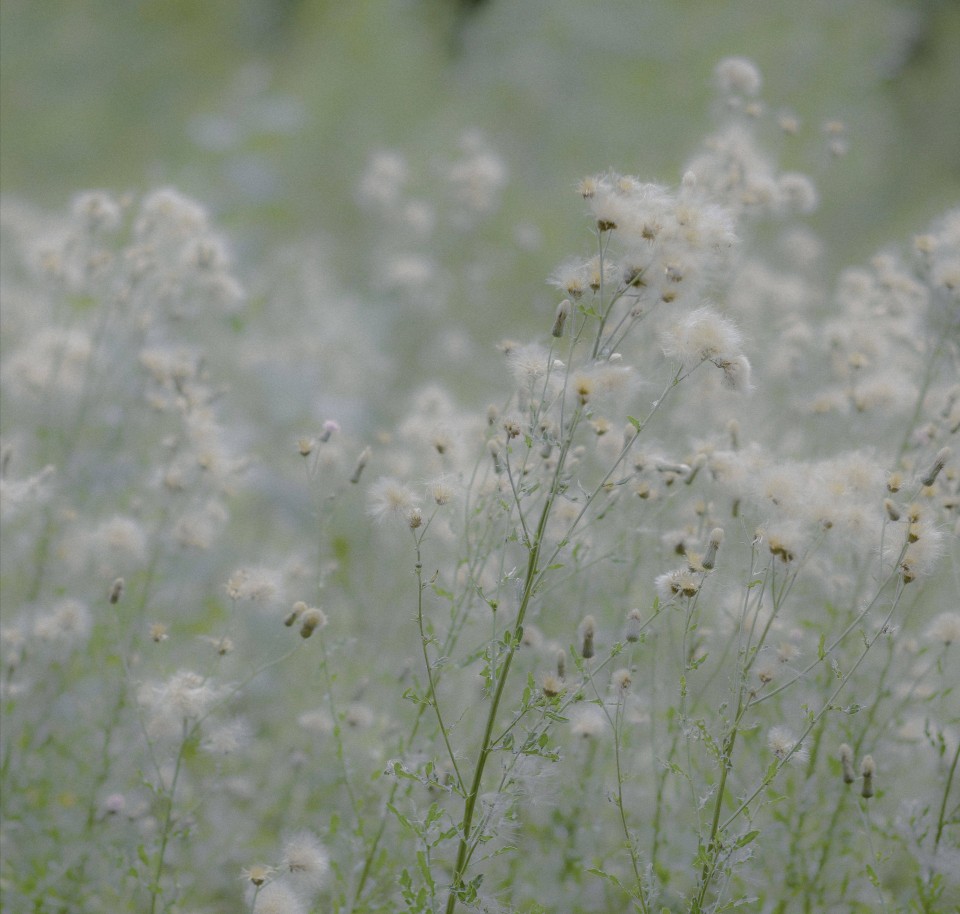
[587,866,627,893]
[387,802,415,834]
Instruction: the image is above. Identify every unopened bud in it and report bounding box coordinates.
[551,299,572,338]
[489,438,503,475]
[728,419,740,450]
[702,527,724,570]
[319,420,340,443]
[839,743,856,784]
[350,446,372,484]
[556,648,566,680]
[285,601,307,627]
[860,754,876,798]
[579,615,596,659]
[109,577,125,605]
[920,447,951,487]
[684,454,706,485]
[575,377,592,405]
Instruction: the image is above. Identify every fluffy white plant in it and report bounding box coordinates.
[1,58,957,914]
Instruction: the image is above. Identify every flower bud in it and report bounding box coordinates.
[839,743,856,784]
[624,608,643,642]
[702,527,724,570]
[860,754,876,799]
[579,615,596,659]
[285,601,307,627]
[319,420,340,443]
[920,447,951,487]
[551,299,572,338]
[489,438,504,475]
[350,446,372,484]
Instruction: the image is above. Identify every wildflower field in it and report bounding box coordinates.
[1,4,958,912]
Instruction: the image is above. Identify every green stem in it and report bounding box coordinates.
[149,723,190,914]
[934,739,959,854]
[445,405,581,912]
[414,543,464,791]
[691,693,746,913]
[444,511,545,912]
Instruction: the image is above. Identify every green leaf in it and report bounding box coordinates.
[416,850,435,893]
[424,802,443,827]
[387,802,416,835]
[734,829,760,849]
[587,866,627,894]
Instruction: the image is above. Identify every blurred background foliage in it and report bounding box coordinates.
[2,0,959,398]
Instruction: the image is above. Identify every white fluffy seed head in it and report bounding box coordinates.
[367,477,420,524]
[662,307,744,369]
[714,57,763,98]
[281,830,330,892]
